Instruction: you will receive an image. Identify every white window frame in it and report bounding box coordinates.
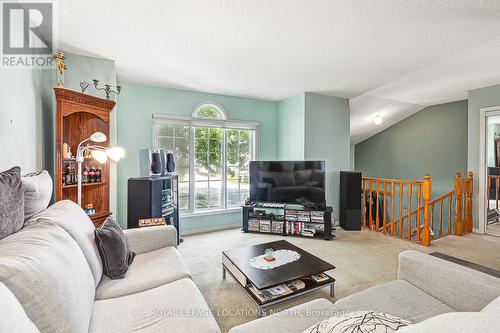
[152,113,259,217]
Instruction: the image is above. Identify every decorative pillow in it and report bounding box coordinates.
[0,166,24,240]
[302,311,412,333]
[95,217,135,279]
[21,170,53,221]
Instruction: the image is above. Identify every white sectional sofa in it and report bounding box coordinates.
[0,200,221,333]
[229,250,500,333]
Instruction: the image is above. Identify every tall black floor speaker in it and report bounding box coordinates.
[340,171,362,230]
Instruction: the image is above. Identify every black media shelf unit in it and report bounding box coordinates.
[242,203,333,240]
[127,175,180,245]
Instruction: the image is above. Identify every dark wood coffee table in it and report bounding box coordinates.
[222,240,335,316]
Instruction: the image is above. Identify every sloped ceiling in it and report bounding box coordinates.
[54,0,500,144]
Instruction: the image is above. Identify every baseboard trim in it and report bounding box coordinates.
[180,223,241,236]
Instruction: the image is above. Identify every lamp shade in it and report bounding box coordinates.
[90,132,107,143]
[106,147,125,162]
[91,150,108,163]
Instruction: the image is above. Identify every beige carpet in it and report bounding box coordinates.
[178,228,500,333]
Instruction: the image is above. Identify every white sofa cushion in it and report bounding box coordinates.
[0,282,40,333]
[21,170,52,221]
[481,295,500,314]
[95,246,190,300]
[228,298,338,333]
[29,200,103,286]
[90,278,220,333]
[333,279,455,322]
[0,221,95,333]
[398,312,500,333]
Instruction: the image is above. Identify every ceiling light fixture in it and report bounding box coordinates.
[373,115,383,125]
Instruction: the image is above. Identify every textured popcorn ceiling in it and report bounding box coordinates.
[55,0,500,143]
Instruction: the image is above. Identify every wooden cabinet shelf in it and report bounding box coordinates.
[62,182,107,189]
[55,87,116,226]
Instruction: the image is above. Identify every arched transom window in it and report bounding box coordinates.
[193,103,227,120]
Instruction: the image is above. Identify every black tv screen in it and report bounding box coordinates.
[250,161,325,205]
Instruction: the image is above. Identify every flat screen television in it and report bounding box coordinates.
[250,161,325,206]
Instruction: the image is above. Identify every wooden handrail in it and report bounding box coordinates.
[362,171,473,247]
[362,177,423,185]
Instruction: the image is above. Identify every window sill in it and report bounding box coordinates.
[180,207,242,218]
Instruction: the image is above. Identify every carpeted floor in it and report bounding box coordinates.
[178,228,500,333]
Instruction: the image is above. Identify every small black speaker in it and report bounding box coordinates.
[340,171,362,230]
[166,151,175,173]
[150,151,162,175]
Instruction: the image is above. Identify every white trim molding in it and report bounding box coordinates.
[180,223,241,236]
[153,113,260,131]
[479,106,500,235]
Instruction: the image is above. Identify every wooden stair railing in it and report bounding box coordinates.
[362,172,473,246]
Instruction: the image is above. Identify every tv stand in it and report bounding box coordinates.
[242,202,334,240]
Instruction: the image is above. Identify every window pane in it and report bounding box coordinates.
[156,123,190,212]
[158,137,173,149]
[227,129,253,207]
[158,125,173,136]
[177,167,190,182]
[195,181,209,209]
[178,181,190,210]
[193,126,224,211]
[208,180,222,208]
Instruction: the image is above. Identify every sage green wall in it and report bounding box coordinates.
[0,69,45,173]
[355,100,468,197]
[468,83,500,229]
[277,93,305,159]
[116,83,278,231]
[304,93,350,220]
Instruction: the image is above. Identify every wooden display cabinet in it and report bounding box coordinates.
[54,87,116,227]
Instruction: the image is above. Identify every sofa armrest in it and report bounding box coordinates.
[397,250,500,312]
[123,225,177,254]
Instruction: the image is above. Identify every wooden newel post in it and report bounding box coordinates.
[466,171,473,234]
[454,172,463,236]
[422,174,432,246]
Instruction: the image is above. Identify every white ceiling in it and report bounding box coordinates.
[55,0,500,144]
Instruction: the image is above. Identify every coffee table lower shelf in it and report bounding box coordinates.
[222,263,335,317]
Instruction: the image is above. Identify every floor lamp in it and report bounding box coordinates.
[76,131,125,206]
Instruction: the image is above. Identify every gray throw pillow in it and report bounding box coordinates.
[95,217,135,279]
[0,167,24,240]
[22,170,53,221]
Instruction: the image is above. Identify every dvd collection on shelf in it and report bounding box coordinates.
[244,204,333,240]
[248,218,284,234]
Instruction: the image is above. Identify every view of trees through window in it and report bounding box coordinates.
[155,104,254,213]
